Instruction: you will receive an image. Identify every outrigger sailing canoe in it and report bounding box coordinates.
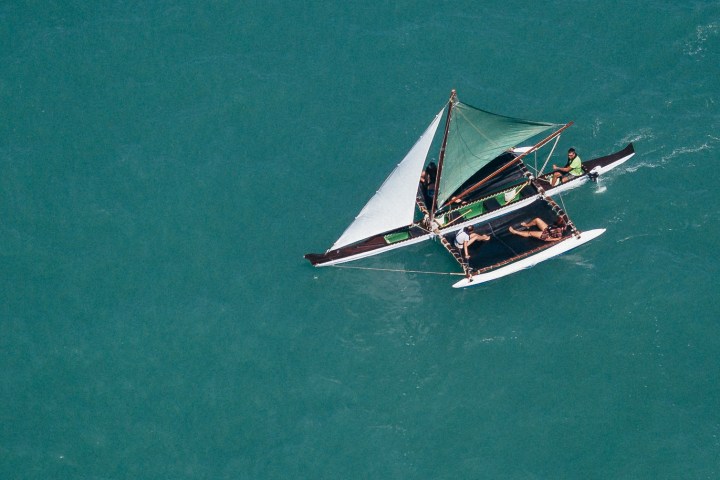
[304,90,634,286]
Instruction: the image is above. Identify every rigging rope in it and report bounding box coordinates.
[539,134,561,175]
[545,193,579,237]
[488,220,519,257]
[557,192,569,217]
[330,264,465,276]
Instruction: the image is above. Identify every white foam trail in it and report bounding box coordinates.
[684,22,719,57]
[626,139,716,173]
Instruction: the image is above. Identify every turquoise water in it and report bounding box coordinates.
[2,1,719,478]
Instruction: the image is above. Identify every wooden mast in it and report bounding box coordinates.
[429,89,457,225]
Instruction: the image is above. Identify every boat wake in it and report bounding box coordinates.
[658,141,713,165]
[617,233,654,243]
[684,22,719,58]
[560,254,596,269]
[626,140,715,173]
[620,128,654,146]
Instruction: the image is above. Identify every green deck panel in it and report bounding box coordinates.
[456,201,486,219]
[384,231,411,244]
[496,190,520,206]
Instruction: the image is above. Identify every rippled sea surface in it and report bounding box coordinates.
[2,1,719,478]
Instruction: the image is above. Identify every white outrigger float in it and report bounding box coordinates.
[305,90,634,287]
[445,196,606,288]
[452,230,606,288]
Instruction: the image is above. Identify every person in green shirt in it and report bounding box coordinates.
[551,148,583,186]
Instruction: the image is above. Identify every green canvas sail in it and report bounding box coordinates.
[436,102,559,208]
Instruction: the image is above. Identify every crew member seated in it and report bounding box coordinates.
[551,148,583,186]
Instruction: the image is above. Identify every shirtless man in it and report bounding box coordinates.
[509,217,566,242]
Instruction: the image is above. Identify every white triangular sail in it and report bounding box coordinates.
[331,107,445,250]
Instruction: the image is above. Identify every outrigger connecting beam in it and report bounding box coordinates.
[541,193,580,237]
[437,233,472,277]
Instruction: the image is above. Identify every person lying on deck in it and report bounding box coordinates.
[454,225,490,259]
[551,148,583,186]
[508,217,566,242]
